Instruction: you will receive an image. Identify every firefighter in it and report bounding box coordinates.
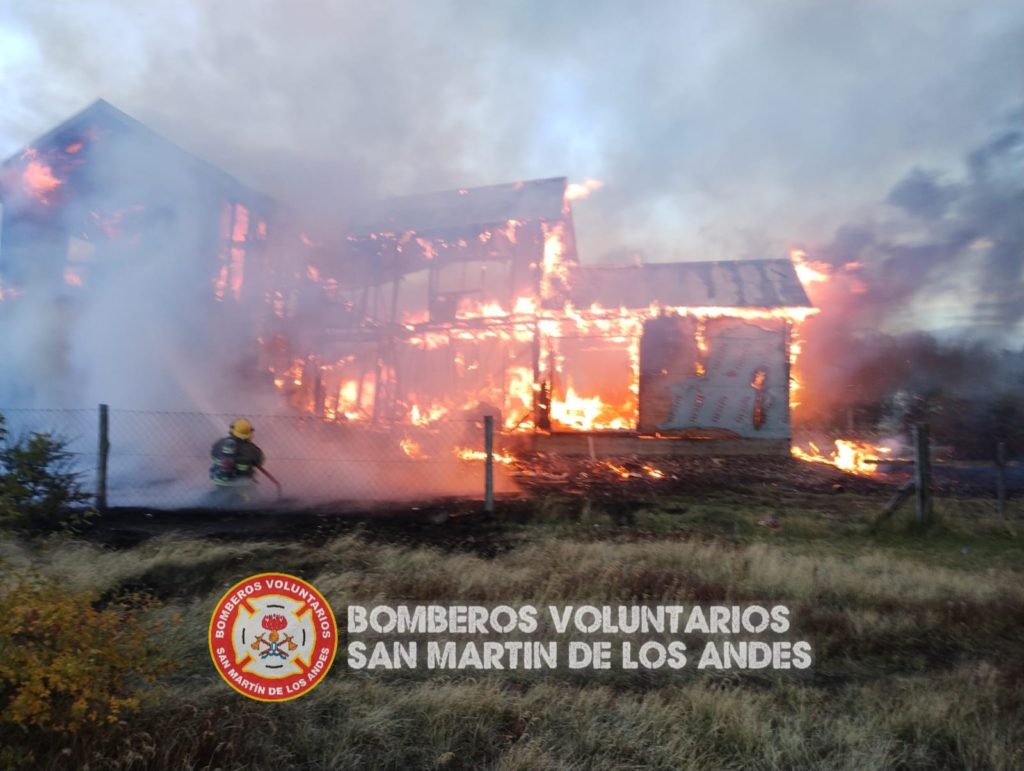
[210,418,266,487]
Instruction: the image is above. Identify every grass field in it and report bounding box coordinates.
[1,487,1022,770]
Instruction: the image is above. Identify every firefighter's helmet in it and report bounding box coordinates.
[230,419,254,440]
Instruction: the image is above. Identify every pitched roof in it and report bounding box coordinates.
[0,99,271,205]
[568,259,813,309]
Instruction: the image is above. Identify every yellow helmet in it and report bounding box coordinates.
[230,419,254,440]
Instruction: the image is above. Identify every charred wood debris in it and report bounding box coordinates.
[508,452,1021,509]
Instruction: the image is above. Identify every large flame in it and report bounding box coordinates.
[790,249,831,287]
[541,222,571,300]
[263,214,822,444]
[270,296,817,434]
[791,439,891,475]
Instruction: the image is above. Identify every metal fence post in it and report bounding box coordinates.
[913,422,931,527]
[97,404,109,512]
[996,441,1007,520]
[484,415,494,514]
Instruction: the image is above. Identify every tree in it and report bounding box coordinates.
[0,413,93,532]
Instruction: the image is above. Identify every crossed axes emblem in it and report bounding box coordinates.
[251,613,299,660]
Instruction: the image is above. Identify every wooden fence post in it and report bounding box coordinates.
[484,415,495,514]
[913,423,931,527]
[97,404,109,512]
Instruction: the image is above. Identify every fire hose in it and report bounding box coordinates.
[257,466,284,502]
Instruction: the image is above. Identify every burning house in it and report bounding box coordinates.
[0,99,278,308]
[0,99,298,406]
[1,100,816,456]
[265,180,815,456]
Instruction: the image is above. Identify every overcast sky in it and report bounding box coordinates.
[1,0,1021,268]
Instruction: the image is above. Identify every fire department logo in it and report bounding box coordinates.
[208,573,338,701]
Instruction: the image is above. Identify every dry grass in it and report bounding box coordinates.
[1,491,1022,769]
[10,668,1018,770]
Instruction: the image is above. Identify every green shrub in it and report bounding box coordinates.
[0,413,93,532]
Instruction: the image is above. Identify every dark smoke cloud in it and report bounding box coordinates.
[886,169,958,221]
[815,125,1024,336]
[2,1,1022,272]
[795,124,1024,447]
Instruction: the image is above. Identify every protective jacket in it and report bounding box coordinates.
[210,436,265,485]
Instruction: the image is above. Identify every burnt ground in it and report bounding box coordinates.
[81,455,1022,551]
[83,497,524,555]
[513,453,1024,498]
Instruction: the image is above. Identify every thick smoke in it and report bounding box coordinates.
[2,1,1021,260]
[0,128,269,413]
[795,125,1024,456]
[0,126,510,506]
[819,126,1024,335]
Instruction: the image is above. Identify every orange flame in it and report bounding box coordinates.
[791,439,891,475]
[455,447,516,465]
[89,204,145,239]
[550,385,633,432]
[230,247,245,300]
[602,461,631,479]
[410,403,449,426]
[540,222,571,300]
[325,377,375,421]
[232,203,249,243]
[400,437,428,459]
[502,219,521,244]
[213,266,229,302]
[63,268,84,288]
[565,178,604,202]
[21,148,62,204]
[790,249,831,286]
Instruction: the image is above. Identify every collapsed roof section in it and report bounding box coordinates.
[345,177,570,234]
[293,178,579,333]
[313,177,577,300]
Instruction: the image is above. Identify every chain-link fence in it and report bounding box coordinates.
[1,408,100,484]
[0,406,512,509]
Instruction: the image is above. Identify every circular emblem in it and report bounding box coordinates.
[208,573,338,701]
